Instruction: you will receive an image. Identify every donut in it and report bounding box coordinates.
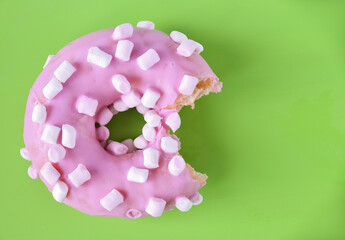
[21,21,222,218]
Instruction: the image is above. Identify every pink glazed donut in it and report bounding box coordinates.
[21,21,221,218]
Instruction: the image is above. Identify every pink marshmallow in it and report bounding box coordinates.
[177,39,197,57]
[121,91,141,108]
[77,95,98,117]
[54,60,76,83]
[96,126,110,141]
[115,40,134,61]
[170,31,188,44]
[127,167,149,183]
[52,181,68,202]
[137,48,160,71]
[41,124,61,144]
[113,99,129,112]
[133,135,148,149]
[40,162,60,185]
[160,136,179,153]
[142,124,156,142]
[143,147,160,169]
[100,189,124,211]
[106,141,129,155]
[97,107,113,126]
[112,23,133,40]
[141,88,160,108]
[168,155,186,176]
[68,164,91,187]
[112,74,131,94]
[165,112,181,132]
[175,196,193,212]
[178,75,198,95]
[136,21,155,29]
[136,104,149,114]
[48,144,66,163]
[28,165,38,179]
[145,198,166,217]
[121,139,136,153]
[62,124,76,149]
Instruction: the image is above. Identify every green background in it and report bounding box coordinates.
[1,0,345,239]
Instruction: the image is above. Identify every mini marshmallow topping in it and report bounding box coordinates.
[68,164,91,188]
[62,124,76,149]
[115,40,134,61]
[52,181,69,202]
[179,75,199,95]
[41,124,61,144]
[137,48,160,70]
[112,74,131,94]
[170,31,188,43]
[143,147,160,169]
[100,189,124,211]
[87,47,112,68]
[141,88,160,108]
[32,104,47,123]
[54,60,76,83]
[127,167,149,183]
[137,21,155,29]
[112,23,133,40]
[43,77,63,100]
[77,96,98,117]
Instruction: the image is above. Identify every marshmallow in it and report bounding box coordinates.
[175,196,193,212]
[177,39,197,57]
[20,148,30,161]
[160,136,179,153]
[165,112,181,132]
[54,60,76,83]
[145,198,166,217]
[143,147,159,169]
[40,162,60,185]
[136,104,149,114]
[43,55,54,68]
[127,167,149,183]
[68,164,91,187]
[137,49,160,71]
[137,21,155,29]
[28,165,38,179]
[52,181,68,202]
[43,77,63,100]
[142,124,156,142]
[112,23,133,40]
[121,139,135,153]
[170,31,188,43]
[133,135,148,149]
[141,88,160,108]
[41,124,61,144]
[113,99,129,112]
[115,40,134,61]
[107,141,128,155]
[178,75,198,95]
[77,95,98,117]
[144,110,162,127]
[87,47,112,68]
[168,155,185,176]
[191,40,204,53]
[109,105,119,115]
[48,144,66,163]
[62,124,76,148]
[126,209,142,219]
[100,189,124,211]
[121,91,141,108]
[96,126,110,141]
[191,193,203,205]
[32,104,47,123]
[112,74,131,94]
[97,107,113,125]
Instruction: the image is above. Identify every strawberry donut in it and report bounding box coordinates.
[21,21,221,218]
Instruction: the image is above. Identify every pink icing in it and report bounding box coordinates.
[23,25,219,218]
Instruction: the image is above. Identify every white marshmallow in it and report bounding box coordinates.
[191,193,203,205]
[160,136,179,153]
[48,144,66,163]
[143,147,159,169]
[43,55,54,69]
[144,110,162,127]
[43,77,63,100]
[170,31,188,43]
[87,47,112,68]
[68,164,91,187]
[121,139,135,153]
[62,124,76,149]
[175,196,193,212]
[112,74,131,94]
[127,167,149,183]
[142,124,156,142]
[20,148,30,161]
[28,165,38,179]
[77,95,98,117]
[121,91,141,108]
[191,40,203,53]
[32,104,47,123]
[106,141,128,155]
[112,23,133,40]
[97,107,113,125]
[115,40,134,61]
[137,49,160,71]
[177,39,197,57]
[41,124,61,144]
[141,88,160,108]
[100,189,124,211]
[52,181,68,202]
[133,135,148,149]
[109,105,119,115]
[54,60,76,83]
[40,162,60,185]
[136,104,149,114]
[113,99,129,112]
[145,198,166,217]
[165,112,181,132]
[137,21,155,29]
[178,75,198,95]
[168,155,186,176]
